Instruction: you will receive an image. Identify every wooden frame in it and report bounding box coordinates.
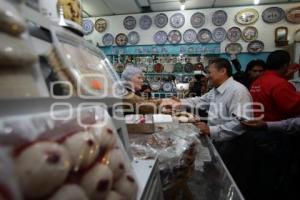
[275,27,289,47]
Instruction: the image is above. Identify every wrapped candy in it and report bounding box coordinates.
[113,173,138,200]
[49,184,88,200]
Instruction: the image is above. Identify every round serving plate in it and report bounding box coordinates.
[194,63,204,71]
[183,29,197,43]
[225,43,243,55]
[154,13,168,28]
[247,40,264,54]
[147,64,154,72]
[123,16,136,30]
[95,18,107,33]
[115,33,128,46]
[212,10,227,26]
[128,31,140,45]
[168,30,182,44]
[235,8,259,25]
[184,62,194,73]
[227,27,242,42]
[173,62,183,72]
[212,27,227,43]
[154,63,164,73]
[262,7,285,23]
[162,82,173,92]
[197,29,212,43]
[153,31,168,45]
[82,19,94,35]
[170,13,185,28]
[150,81,161,91]
[115,63,125,73]
[164,63,174,73]
[139,15,152,30]
[242,26,258,42]
[102,33,114,46]
[286,7,300,24]
[190,12,205,28]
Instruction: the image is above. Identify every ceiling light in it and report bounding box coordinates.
[254,0,260,5]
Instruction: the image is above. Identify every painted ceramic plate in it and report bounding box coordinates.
[286,7,300,24]
[102,33,114,46]
[197,29,212,43]
[184,63,194,73]
[139,15,152,30]
[183,29,197,43]
[168,30,182,44]
[115,63,125,73]
[154,63,164,73]
[227,27,242,42]
[212,10,227,26]
[242,26,258,42]
[147,64,154,72]
[150,81,161,91]
[225,43,243,54]
[194,63,204,71]
[153,31,168,45]
[154,13,168,28]
[123,16,136,30]
[95,18,107,33]
[170,13,185,28]
[115,33,128,46]
[162,82,173,92]
[128,31,140,45]
[235,8,259,25]
[82,19,94,35]
[262,7,285,23]
[190,12,205,28]
[174,62,183,72]
[212,27,227,43]
[247,40,264,53]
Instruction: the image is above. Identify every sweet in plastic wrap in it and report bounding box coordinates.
[113,173,138,200]
[105,191,125,200]
[62,131,99,171]
[80,164,113,200]
[49,184,88,200]
[105,148,127,181]
[15,142,71,199]
[92,123,117,150]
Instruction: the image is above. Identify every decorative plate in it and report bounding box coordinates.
[147,64,154,72]
[184,63,194,73]
[286,7,300,24]
[174,62,183,72]
[115,33,128,46]
[170,13,185,28]
[225,43,243,55]
[183,29,197,43]
[95,18,107,33]
[115,63,125,73]
[262,7,285,23]
[168,30,182,44]
[182,76,190,83]
[139,15,152,30]
[212,27,227,43]
[247,40,264,53]
[82,19,94,35]
[212,10,227,26]
[194,63,204,71]
[227,27,242,42]
[150,81,161,91]
[154,13,168,28]
[154,63,164,73]
[197,29,212,43]
[235,8,259,25]
[123,16,136,30]
[242,26,258,42]
[190,12,205,28]
[128,31,140,45]
[102,33,114,46]
[164,63,174,73]
[153,31,168,45]
[162,82,173,92]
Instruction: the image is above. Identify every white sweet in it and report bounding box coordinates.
[105,191,125,200]
[49,184,88,200]
[178,116,189,123]
[92,123,117,149]
[105,148,126,180]
[63,131,99,170]
[15,142,71,199]
[80,164,113,200]
[113,173,138,200]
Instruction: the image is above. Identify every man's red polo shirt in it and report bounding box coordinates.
[250,71,300,121]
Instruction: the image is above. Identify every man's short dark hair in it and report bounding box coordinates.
[266,50,290,70]
[245,59,267,73]
[210,58,232,77]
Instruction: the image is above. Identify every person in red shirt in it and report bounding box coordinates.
[250,50,300,121]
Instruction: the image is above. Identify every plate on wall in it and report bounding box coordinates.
[95,18,107,33]
[102,33,114,46]
[139,15,152,30]
[183,29,197,43]
[154,13,168,28]
[190,12,205,28]
[247,40,264,53]
[286,7,300,24]
[262,7,285,23]
[115,33,128,46]
[150,81,161,91]
[225,43,243,55]
[212,27,227,43]
[162,82,173,92]
[170,13,185,28]
[82,19,94,35]
[174,62,183,72]
[153,31,168,45]
[212,10,227,26]
[154,63,164,73]
[197,29,212,43]
[242,26,258,42]
[123,16,136,30]
[184,63,194,73]
[168,30,182,44]
[227,27,242,42]
[235,8,259,25]
[128,31,140,45]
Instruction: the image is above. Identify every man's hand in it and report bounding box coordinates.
[240,120,267,130]
[195,122,210,136]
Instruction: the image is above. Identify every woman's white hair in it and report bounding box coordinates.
[121,64,143,81]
